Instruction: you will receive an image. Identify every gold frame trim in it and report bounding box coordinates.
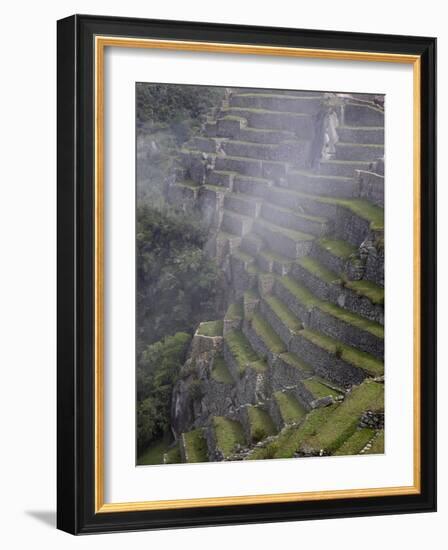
[94,35,422,513]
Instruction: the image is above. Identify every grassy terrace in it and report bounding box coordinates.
[224,329,266,373]
[277,352,313,377]
[297,256,342,284]
[174,179,200,189]
[303,377,343,401]
[274,391,306,425]
[334,428,375,456]
[277,275,319,309]
[265,202,328,224]
[182,428,208,463]
[213,416,246,457]
[364,429,384,454]
[225,106,311,117]
[164,445,182,464]
[247,406,277,442]
[197,320,223,337]
[247,404,339,460]
[255,218,315,242]
[345,279,384,305]
[299,380,384,454]
[232,93,321,100]
[250,312,287,354]
[317,237,357,259]
[211,355,234,384]
[258,249,294,266]
[263,294,302,332]
[226,301,244,320]
[319,302,384,338]
[300,329,384,377]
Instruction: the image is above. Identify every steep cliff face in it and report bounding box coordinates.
[166,89,385,463]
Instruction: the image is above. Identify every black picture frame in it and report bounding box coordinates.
[57,14,436,535]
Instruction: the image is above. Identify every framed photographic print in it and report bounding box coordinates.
[57,14,436,534]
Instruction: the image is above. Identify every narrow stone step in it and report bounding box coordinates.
[300,377,344,406]
[289,329,384,384]
[288,170,359,198]
[319,159,372,178]
[221,139,277,161]
[230,93,322,114]
[298,379,384,455]
[222,209,254,236]
[256,249,294,276]
[261,202,330,237]
[233,174,273,198]
[260,294,303,347]
[209,416,246,460]
[206,170,237,189]
[253,218,314,260]
[334,142,384,162]
[343,102,384,127]
[167,180,199,205]
[224,192,262,218]
[216,115,248,138]
[223,107,314,137]
[238,126,296,144]
[180,428,209,463]
[215,154,262,177]
[337,125,384,145]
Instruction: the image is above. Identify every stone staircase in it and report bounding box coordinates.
[165,89,385,463]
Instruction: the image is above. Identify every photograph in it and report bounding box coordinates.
[135,83,385,466]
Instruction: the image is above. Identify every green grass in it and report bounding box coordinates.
[334,428,376,456]
[318,302,384,338]
[277,352,313,376]
[258,249,294,266]
[213,416,246,457]
[182,428,208,463]
[274,391,306,425]
[297,256,342,285]
[345,279,384,305]
[299,380,384,454]
[211,355,234,384]
[266,202,327,224]
[224,329,266,373]
[137,433,173,465]
[226,301,244,320]
[219,115,247,122]
[251,312,287,354]
[300,329,384,377]
[277,276,319,309]
[164,445,182,464]
[303,377,343,400]
[197,320,223,337]
[226,107,310,117]
[317,237,356,259]
[255,218,315,242]
[247,405,339,460]
[364,430,385,454]
[247,406,277,443]
[263,295,302,332]
[232,248,256,264]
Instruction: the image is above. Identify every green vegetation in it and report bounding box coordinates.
[213,417,246,457]
[251,312,287,354]
[303,377,343,400]
[182,428,208,463]
[263,295,302,332]
[274,391,306,425]
[247,406,277,442]
[197,320,223,337]
[137,332,192,456]
[300,329,384,377]
[277,352,313,376]
[317,237,356,259]
[278,276,318,309]
[297,256,342,284]
[299,380,384,454]
[345,279,384,305]
[247,405,339,460]
[137,433,173,465]
[224,329,266,373]
[334,428,375,456]
[211,355,234,384]
[164,445,182,464]
[318,302,384,338]
[255,218,315,242]
[364,430,385,454]
[225,301,244,320]
[137,204,221,348]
